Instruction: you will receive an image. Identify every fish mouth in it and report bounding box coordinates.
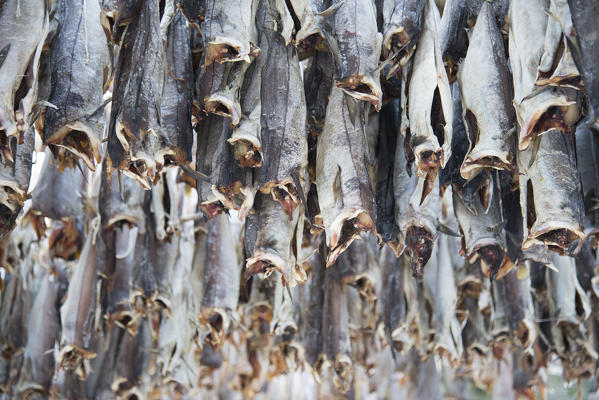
[57,345,97,377]
[46,122,102,170]
[0,131,12,163]
[109,309,138,335]
[404,225,434,278]
[200,308,231,343]
[331,354,352,393]
[460,155,514,180]
[518,92,579,150]
[204,95,241,126]
[336,75,382,110]
[473,244,506,280]
[228,134,262,168]
[326,210,375,266]
[121,156,156,190]
[0,178,27,212]
[211,183,254,220]
[260,180,301,217]
[246,252,291,286]
[200,199,227,219]
[524,223,584,252]
[383,28,416,67]
[204,40,247,66]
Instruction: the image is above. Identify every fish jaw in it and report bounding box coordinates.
[336,75,382,111]
[45,121,102,171]
[325,210,375,267]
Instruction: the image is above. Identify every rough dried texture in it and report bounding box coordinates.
[99,164,146,230]
[509,0,580,150]
[458,2,515,180]
[43,0,110,170]
[0,0,47,144]
[518,129,584,252]
[382,0,425,69]
[332,0,382,109]
[568,0,599,130]
[107,0,165,187]
[316,87,376,266]
[407,0,452,199]
[258,1,308,216]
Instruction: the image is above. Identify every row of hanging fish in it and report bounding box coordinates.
[2,0,599,397]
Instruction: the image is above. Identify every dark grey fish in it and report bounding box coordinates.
[316,86,376,266]
[568,0,599,130]
[382,0,426,69]
[321,262,352,393]
[0,127,34,238]
[160,8,194,168]
[301,239,326,367]
[332,0,382,109]
[439,0,469,74]
[380,246,407,354]
[258,0,308,217]
[196,114,255,219]
[107,0,164,188]
[458,2,515,181]
[518,129,584,252]
[99,162,146,230]
[43,0,110,171]
[204,61,248,126]
[498,268,536,350]
[0,0,47,142]
[576,125,599,226]
[100,0,144,42]
[58,233,98,377]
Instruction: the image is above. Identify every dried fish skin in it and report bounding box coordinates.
[300,242,325,367]
[98,165,146,231]
[438,0,469,72]
[160,8,194,167]
[519,130,584,252]
[0,0,47,140]
[196,114,254,219]
[568,0,599,130]
[246,193,301,286]
[204,61,247,126]
[316,87,376,266]
[58,234,98,376]
[201,0,256,66]
[107,0,164,187]
[453,176,508,280]
[382,0,426,67]
[30,150,85,222]
[332,0,382,109]
[576,125,599,226]
[380,247,408,354]
[0,127,34,238]
[321,263,352,393]
[293,0,330,57]
[407,0,453,187]
[458,2,515,181]
[199,214,241,342]
[509,0,580,150]
[258,6,308,216]
[43,0,110,171]
[500,269,537,350]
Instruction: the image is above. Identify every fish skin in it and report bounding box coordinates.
[199,214,240,338]
[17,269,61,397]
[438,0,469,69]
[293,0,329,58]
[107,0,164,187]
[568,0,599,130]
[321,262,352,393]
[375,100,400,244]
[258,0,308,216]
[453,174,507,280]
[301,240,326,367]
[407,0,453,196]
[100,0,145,42]
[316,86,376,266]
[30,150,85,222]
[160,8,194,167]
[99,163,146,230]
[500,269,537,349]
[382,0,426,67]
[458,2,516,181]
[204,61,248,126]
[246,192,302,286]
[439,83,468,190]
[333,0,383,109]
[58,233,98,376]
[509,0,580,150]
[201,0,255,66]
[519,129,584,252]
[196,114,254,219]
[0,0,47,141]
[0,127,34,238]
[380,246,407,354]
[43,0,110,171]
[575,125,599,226]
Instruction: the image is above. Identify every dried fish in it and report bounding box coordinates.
[439,0,469,73]
[407,0,452,194]
[382,0,426,69]
[258,1,308,216]
[107,0,165,187]
[0,0,47,142]
[509,0,580,150]
[300,241,325,367]
[518,129,584,252]
[380,246,408,354]
[58,233,98,377]
[316,86,376,266]
[99,164,145,230]
[332,0,382,109]
[458,2,515,180]
[568,0,599,129]
[43,0,110,170]
[201,0,257,66]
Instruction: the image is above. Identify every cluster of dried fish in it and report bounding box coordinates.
[2,0,599,398]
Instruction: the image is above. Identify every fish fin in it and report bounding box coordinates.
[437,220,462,237]
[317,1,343,18]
